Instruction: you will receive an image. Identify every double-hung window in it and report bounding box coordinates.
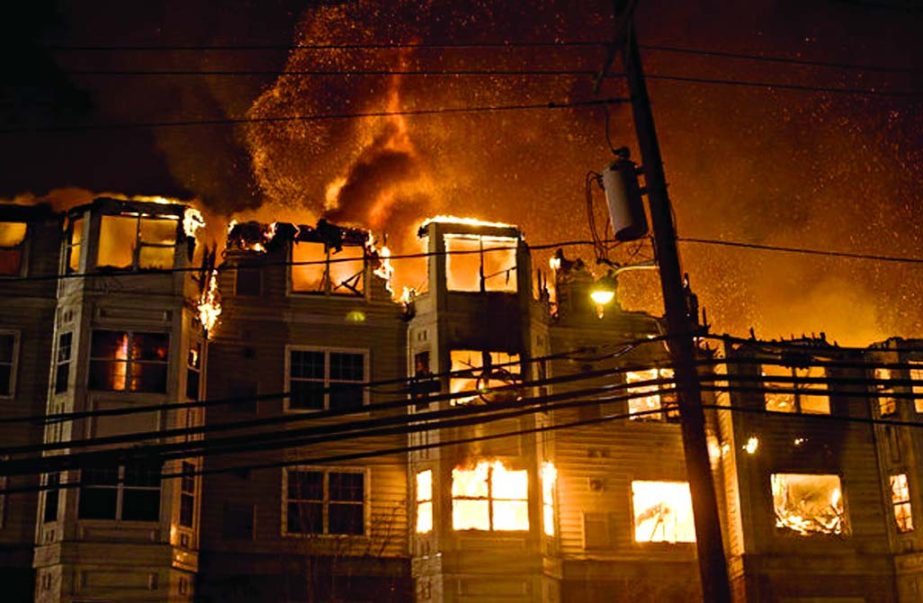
[284,467,366,536]
[0,221,27,276]
[54,333,72,394]
[0,331,18,397]
[763,363,830,414]
[287,348,367,411]
[79,463,161,522]
[891,473,914,533]
[179,462,196,528]
[451,460,529,531]
[88,330,169,393]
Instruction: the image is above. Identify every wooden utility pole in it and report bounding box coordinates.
[600,2,733,601]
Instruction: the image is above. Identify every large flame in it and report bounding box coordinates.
[197,269,222,337]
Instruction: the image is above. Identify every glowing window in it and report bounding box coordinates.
[910,362,923,414]
[891,473,914,533]
[452,460,528,531]
[763,364,830,414]
[771,473,848,536]
[875,367,897,416]
[626,368,678,421]
[444,234,517,293]
[96,214,177,271]
[631,480,696,543]
[291,241,365,296]
[88,330,169,393]
[449,350,520,405]
[67,217,83,273]
[416,470,433,534]
[0,221,27,276]
[541,462,557,537]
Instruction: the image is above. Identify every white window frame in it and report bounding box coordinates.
[0,330,20,399]
[281,466,369,537]
[284,345,370,413]
[77,464,162,523]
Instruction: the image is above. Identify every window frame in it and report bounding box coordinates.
[281,466,369,537]
[770,472,849,537]
[625,367,679,422]
[284,345,369,413]
[0,220,28,278]
[96,212,179,272]
[762,363,831,415]
[78,464,162,523]
[179,461,197,528]
[890,473,914,534]
[450,461,530,532]
[87,329,170,394]
[64,216,83,274]
[415,469,433,534]
[0,330,20,399]
[54,332,73,395]
[288,240,368,298]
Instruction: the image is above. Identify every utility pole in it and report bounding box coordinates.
[599,2,732,601]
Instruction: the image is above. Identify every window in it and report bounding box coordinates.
[449,350,521,405]
[291,241,365,296]
[79,464,161,521]
[66,217,83,273]
[444,233,517,292]
[910,362,923,413]
[0,332,17,397]
[451,460,529,531]
[631,480,696,543]
[411,351,440,410]
[54,333,72,394]
[763,363,830,414]
[416,470,433,534]
[284,468,366,536]
[97,213,177,271]
[179,462,196,528]
[43,473,60,523]
[235,264,262,296]
[875,367,897,416]
[541,462,557,537]
[891,473,914,533]
[771,473,847,536]
[88,330,169,393]
[186,342,201,400]
[0,221,27,276]
[287,348,367,411]
[626,368,678,421]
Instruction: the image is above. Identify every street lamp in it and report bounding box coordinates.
[590,260,657,318]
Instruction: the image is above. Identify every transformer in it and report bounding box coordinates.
[602,157,648,242]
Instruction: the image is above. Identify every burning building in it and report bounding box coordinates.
[3,197,923,601]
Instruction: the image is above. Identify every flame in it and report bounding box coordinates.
[632,481,696,543]
[541,462,557,537]
[419,215,516,231]
[451,459,529,531]
[399,286,416,305]
[197,269,222,337]
[183,208,205,238]
[772,473,847,536]
[744,436,760,455]
[112,333,130,391]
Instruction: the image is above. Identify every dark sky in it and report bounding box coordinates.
[2,0,922,344]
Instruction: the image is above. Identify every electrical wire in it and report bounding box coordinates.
[678,237,923,265]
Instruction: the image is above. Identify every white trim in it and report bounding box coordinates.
[280,465,370,538]
[283,344,370,413]
[0,329,20,399]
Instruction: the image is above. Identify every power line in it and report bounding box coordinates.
[644,72,921,98]
[679,237,923,264]
[0,96,628,135]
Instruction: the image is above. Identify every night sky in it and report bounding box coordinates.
[2,0,922,345]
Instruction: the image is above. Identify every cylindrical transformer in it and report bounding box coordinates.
[602,158,648,241]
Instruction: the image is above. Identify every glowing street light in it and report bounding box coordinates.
[590,260,657,318]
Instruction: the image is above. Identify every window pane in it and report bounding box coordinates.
[91,330,128,359]
[43,474,60,523]
[0,223,26,275]
[89,360,126,391]
[0,334,13,363]
[771,473,848,536]
[78,488,118,519]
[57,333,72,363]
[0,365,10,396]
[288,471,323,500]
[481,238,518,293]
[329,472,364,502]
[134,362,168,393]
[444,234,517,293]
[124,463,161,487]
[452,499,490,530]
[626,369,664,420]
[133,333,169,361]
[291,242,327,292]
[452,464,489,498]
[329,503,364,535]
[55,363,69,394]
[492,500,529,531]
[180,494,195,527]
[291,351,325,379]
[98,215,137,269]
[416,470,433,502]
[330,353,364,381]
[181,463,196,493]
[83,467,119,486]
[797,367,830,414]
[290,380,325,410]
[492,468,528,501]
[632,481,696,543]
[71,218,84,246]
[122,489,161,521]
[288,501,323,533]
[186,369,200,400]
[139,246,174,270]
[329,383,363,410]
[0,222,27,247]
[139,217,177,245]
[416,501,433,534]
[328,245,365,295]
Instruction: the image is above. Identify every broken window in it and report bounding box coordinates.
[88,330,169,393]
[771,473,847,536]
[66,217,83,273]
[186,342,201,400]
[541,462,557,537]
[449,350,521,405]
[451,460,529,531]
[288,348,366,411]
[910,362,923,413]
[285,468,366,536]
[444,233,517,293]
[78,463,161,522]
[891,473,914,533]
[763,364,830,414]
[0,332,17,397]
[179,461,196,528]
[97,214,178,271]
[291,241,365,296]
[626,368,679,421]
[631,480,696,543]
[54,332,72,394]
[875,367,897,416]
[416,469,433,534]
[0,221,27,276]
